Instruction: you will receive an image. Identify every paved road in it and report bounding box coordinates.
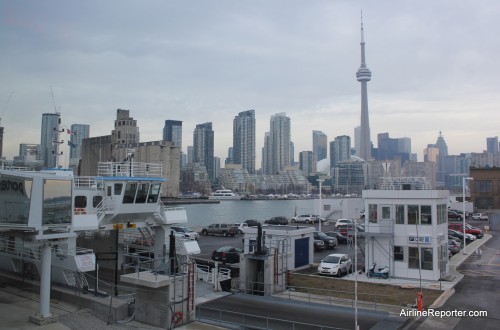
[438,214,500,329]
[197,293,403,330]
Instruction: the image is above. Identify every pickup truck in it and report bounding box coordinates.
[201,223,237,237]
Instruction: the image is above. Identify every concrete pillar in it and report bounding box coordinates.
[39,244,52,317]
[30,244,58,325]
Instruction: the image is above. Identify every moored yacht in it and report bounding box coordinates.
[208,188,242,200]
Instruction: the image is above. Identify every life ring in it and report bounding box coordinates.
[173,311,183,324]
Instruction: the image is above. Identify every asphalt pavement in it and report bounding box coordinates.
[0,217,495,330]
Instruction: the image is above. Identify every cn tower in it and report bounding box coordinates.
[356,15,372,161]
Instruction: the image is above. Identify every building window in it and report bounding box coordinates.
[420,205,432,225]
[395,205,405,224]
[421,248,433,270]
[382,206,391,220]
[394,246,404,261]
[437,204,447,224]
[368,204,377,223]
[92,196,103,208]
[408,247,419,269]
[476,197,493,209]
[475,180,492,193]
[408,205,419,225]
[114,183,123,195]
[75,196,87,208]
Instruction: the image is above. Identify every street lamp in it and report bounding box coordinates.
[317,178,324,232]
[462,177,473,254]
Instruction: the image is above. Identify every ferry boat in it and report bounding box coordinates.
[208,188,242,200]
[0,161,201,325]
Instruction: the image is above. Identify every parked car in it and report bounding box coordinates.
[311,215,326,223]
[317,253,353,276]
[244,219,261,227]
[170,226,199,240]
[448,210,461,220]
[448,222,484,238]
[472,213,489,221]
[337,224,364,237]
[211,246,242,263]
[291,214,316,224]
[324,231,350,244]
[448,240,461,254]
[448,229,476,243]
[313,231,338,249]
[335,219,355,228]
[314,239,325,251]
[264,216,289,225]
[201,223,237,237]
[236,223,248,234]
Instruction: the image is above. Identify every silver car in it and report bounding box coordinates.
[318,253,353,276]
[170,226,199,240]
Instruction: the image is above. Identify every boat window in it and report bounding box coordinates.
[123,183,137,204]
[75,196,87,208]
[114,183,123,195]
[135,183,149,203]
[148,183,161,203]
[0,175,32,225]
[42,179,72,225]
[93,196,103,208]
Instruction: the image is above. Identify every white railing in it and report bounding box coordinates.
[97,162,163,178]
[73,176,105,190]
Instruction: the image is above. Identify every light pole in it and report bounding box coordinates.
[354,215,359,330]
[317,178,324,232]
[462,177,473,254]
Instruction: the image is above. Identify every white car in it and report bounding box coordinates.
[472,213,488,221]
[318,253,353,276]
[291,214,316,224]
[335,219,355,228]
[237,223,249,234]
[170,226,199,240]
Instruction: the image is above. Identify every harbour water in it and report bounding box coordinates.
[184,199,317,227]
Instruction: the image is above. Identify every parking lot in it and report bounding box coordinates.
[194,221,365,275]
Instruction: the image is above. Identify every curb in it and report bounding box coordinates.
[428,287,455,309]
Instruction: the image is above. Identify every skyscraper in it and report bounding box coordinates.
[40,112,61,168]
[330,135,351,168]
[486,136,499,155]
[269,113,291,174]
[69,124,90,162]
[193,122,214,182]
[163,120,182,148]
[233,110,256,174]
[299,151,316,176]
[111,109,140,161]
[356,16,372,161]
[313,130,328,161]
[434,132,448,184]
[262,132,271,174]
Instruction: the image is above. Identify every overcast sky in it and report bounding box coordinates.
[1,0,499,166]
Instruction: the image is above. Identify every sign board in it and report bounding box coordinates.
[408,235,431,244]
[75,253,96,272]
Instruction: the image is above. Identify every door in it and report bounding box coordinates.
[294,237,309,268]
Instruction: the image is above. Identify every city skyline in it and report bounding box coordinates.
[1,1,500,164]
